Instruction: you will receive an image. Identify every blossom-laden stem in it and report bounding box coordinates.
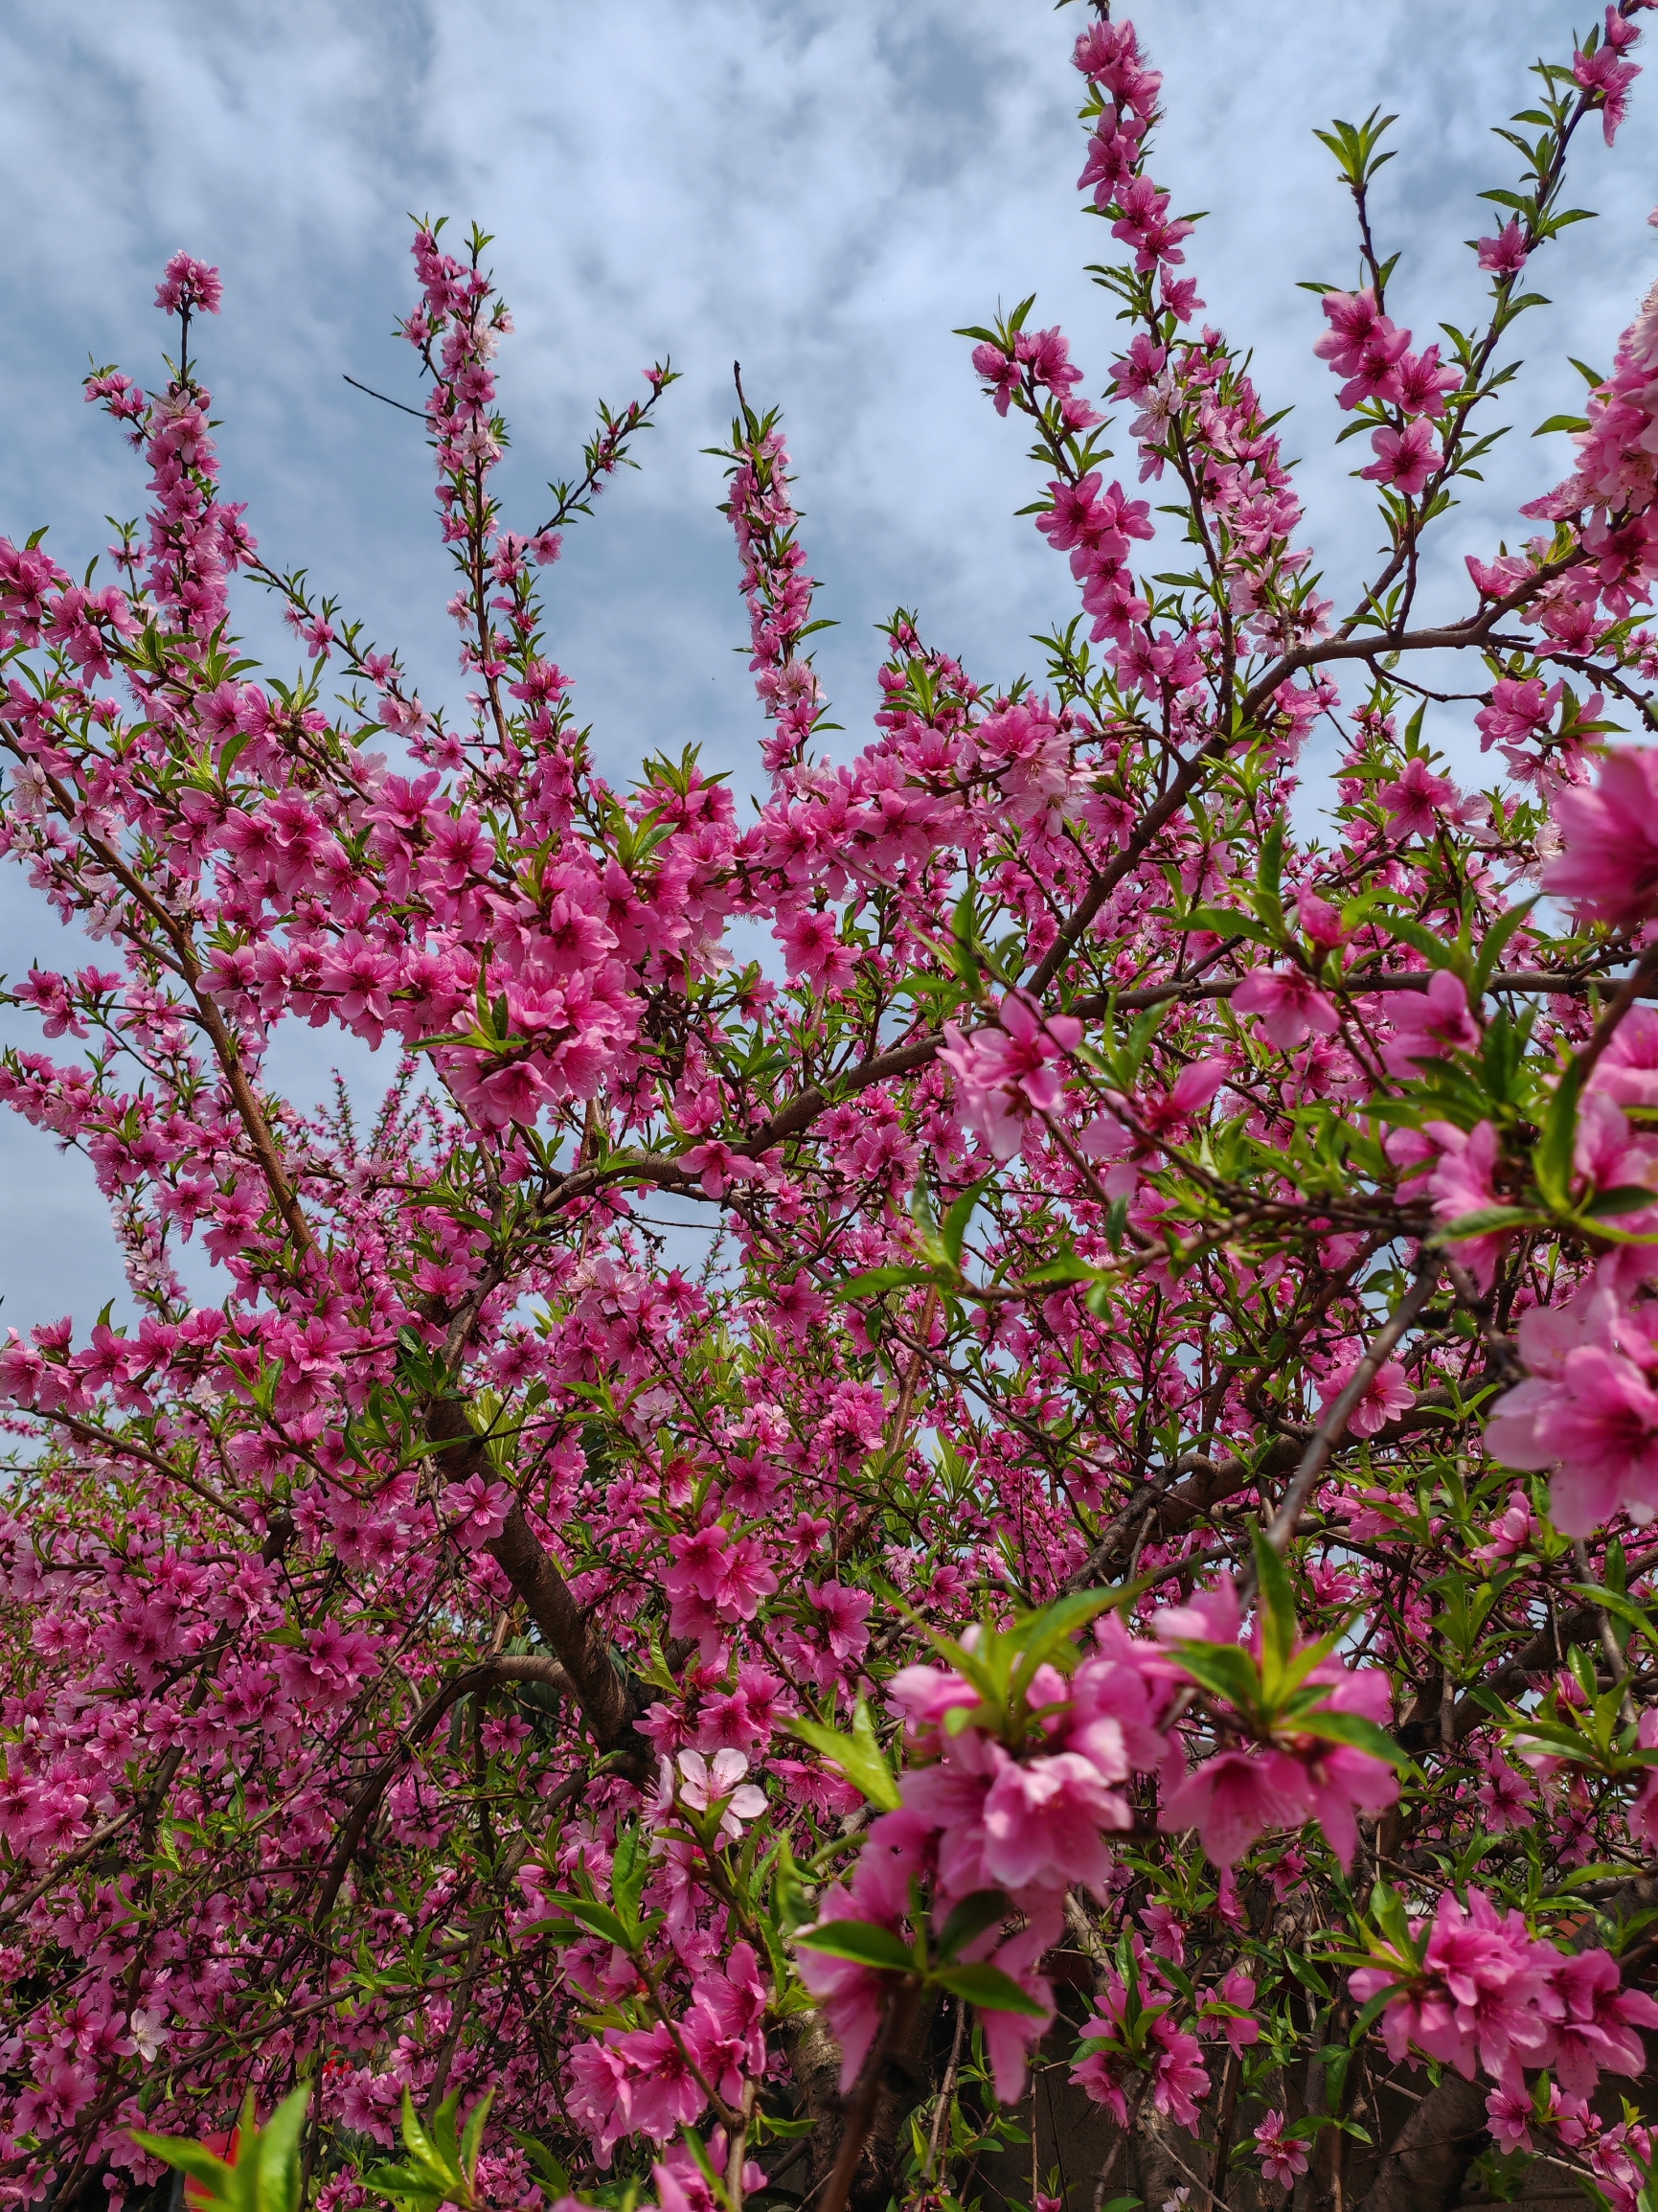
[9,10,1658,2209]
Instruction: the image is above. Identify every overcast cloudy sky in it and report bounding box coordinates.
[1,0,1653,1334]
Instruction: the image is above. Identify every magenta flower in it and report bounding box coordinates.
[794,1846,914,2091]
[1486,2080,1535,2153]
[441,1473,513,1547]
[1497,1340,1658,1536]
[939,994,1081,1160]
[1575,25,1643,144]
[806,1579,874,1665]
[1550,1949,1658,2095]
[1254,2110,1309,2188]
[1313,288,1390,376]
[1318,1357,1413,1439]
[1477,217,1531,276]
[1202,1966,1261,2055]
[153,251,223,318]
[1361,416,1440,493]
[1233,966,1340,1052]
[980,1745,1130,1893]
[1350,1887,1564,2082]
[1376,753,1456,836]
[1394,345,1461,418]
[1159,1748,1307,1867]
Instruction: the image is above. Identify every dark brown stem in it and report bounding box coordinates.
[1263,1258,1442,1555]
[820,1979,921,2212]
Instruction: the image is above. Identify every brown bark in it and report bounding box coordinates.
[425,1397,652,1781]
[1348,2074,1488,2212]
[786,1995,938,2212]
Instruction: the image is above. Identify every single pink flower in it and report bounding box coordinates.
[980,1746,1130,1896]
[1361,416,1441,495]
[1477,218,1531,277]
[1376,753,1456,836]
[1159,1748,1307,1867]
[1545,747,1658,927]
[1254,2110,1309,2187]
[1318,1357,1413,1438]
[1232,967,1340,1052]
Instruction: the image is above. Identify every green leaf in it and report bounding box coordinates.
[1251,1522,1298,1686]
[1532,414,1590,436]
[1010,1588,1119,1705]
[941,1178,990,1270]
[542,1894,632,1950]
[611,1821,649,1935]
[458,2091,494,2187]
[932,1962,1050,2016]
[1022,1253,1102,1286]
[1585,1185,1658,1220]
[835,1266,941,1301]
[1535,1058,1584,1209]
[127,2140,237,2196]
[1569,1583,1655,1641]
[1369,1878,1415,1954]
[133,2088,310,2212]
[1430,1205,1540,1241]
[935,1889,1011,1962]
[1257,815,1286,931]
[796,1918,917,1973]
[1173,1640,1264,1715]
[1184,905,1280,949]
[786,1703,903,1813]
[1294,1708,1413,1769]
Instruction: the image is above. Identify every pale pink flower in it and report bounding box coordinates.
[1546,747,1658,926]
[1490,1334,1658,1535]
[674,1748,768,1837]
[1591,1005,1658,1109]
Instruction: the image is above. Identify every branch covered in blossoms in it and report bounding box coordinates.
[11,9,1658,2212]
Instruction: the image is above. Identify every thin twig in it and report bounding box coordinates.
[344,374,427,420]
[1263,1257,1442,1557]
[923,1999,967,2182]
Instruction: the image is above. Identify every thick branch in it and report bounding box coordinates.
[423,1398,651,1779]
[1350,2073,1489,2212]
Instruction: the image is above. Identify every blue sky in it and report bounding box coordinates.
[1,0,1653,1333]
